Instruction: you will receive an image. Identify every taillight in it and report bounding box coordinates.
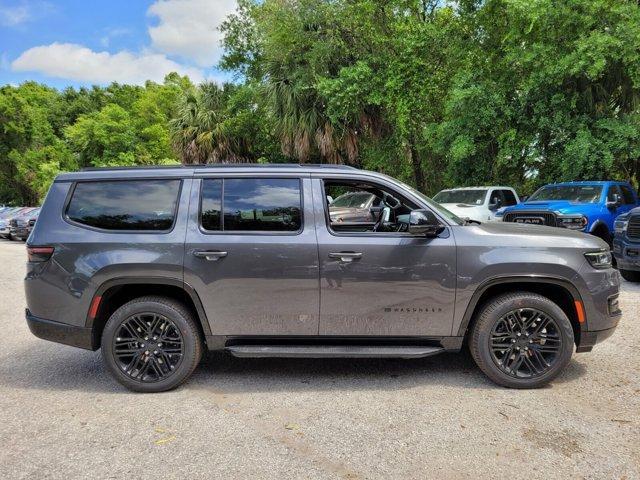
[27,246,54,262]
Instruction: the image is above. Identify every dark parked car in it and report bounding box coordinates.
[0,207,32,239]
[613,206,640,282]
[10,207,40,241]
[25,165,621,392]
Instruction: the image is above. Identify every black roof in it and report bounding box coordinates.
[81,163,357,172]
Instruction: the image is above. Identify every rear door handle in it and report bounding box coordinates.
[328,252,363,262]
[193,250,228,261]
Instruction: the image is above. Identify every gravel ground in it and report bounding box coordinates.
[0,239,638,479]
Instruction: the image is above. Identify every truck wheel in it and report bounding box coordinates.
[620,269,640,282]
[101,296,203,393]
[469,292,574,389]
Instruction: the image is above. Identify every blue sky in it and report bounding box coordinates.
[0,0,237,88]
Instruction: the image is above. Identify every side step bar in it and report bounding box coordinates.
[226,345,445,359]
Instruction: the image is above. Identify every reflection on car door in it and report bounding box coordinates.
[312,177,457,336]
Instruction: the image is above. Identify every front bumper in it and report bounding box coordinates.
[26,309,95,350]
[613,236,640,272]
[575,263,622,352]
[576,325,619,352]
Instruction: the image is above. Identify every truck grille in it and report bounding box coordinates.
[628,215,640,240]
[503,211,558,227]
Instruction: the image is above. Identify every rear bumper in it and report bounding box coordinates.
[25,309,95,350]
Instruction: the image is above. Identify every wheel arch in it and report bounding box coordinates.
[589,219,611,243]
[86,277,211,350]
[458,276,584,346]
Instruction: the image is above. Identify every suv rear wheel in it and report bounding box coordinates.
[469,292,574,388]
[101,296,203,393]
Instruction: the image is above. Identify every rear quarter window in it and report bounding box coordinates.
[66,179,181,231]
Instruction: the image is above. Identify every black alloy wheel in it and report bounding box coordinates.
[489,308,562,378]
[112,313,184,382]
[102,296,202,392]
[469,292,574,389]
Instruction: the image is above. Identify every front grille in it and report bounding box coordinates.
[503,211,558,227]
[628,215,640,240]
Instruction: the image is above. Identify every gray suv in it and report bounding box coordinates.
[25,165,622,392]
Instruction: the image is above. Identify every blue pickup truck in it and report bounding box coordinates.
[499,181,638,244]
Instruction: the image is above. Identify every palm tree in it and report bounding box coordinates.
[170,82,251,164]
[265,61,361,165]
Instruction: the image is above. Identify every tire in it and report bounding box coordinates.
[469,292,574,389]
[620,269,640,282]
[101,296,203,393]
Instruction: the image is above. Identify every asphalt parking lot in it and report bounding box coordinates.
[0,239,638,479]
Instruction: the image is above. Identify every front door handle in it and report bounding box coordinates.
[193,250,228,261]
[328,252,363,262]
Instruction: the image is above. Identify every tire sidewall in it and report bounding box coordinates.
[101,299,200,393]
[472,294,574,388]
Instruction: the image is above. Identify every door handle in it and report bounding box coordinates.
[328,252,363,262]
[193,250,228,261]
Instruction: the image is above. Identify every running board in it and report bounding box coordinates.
[225,345,445,359]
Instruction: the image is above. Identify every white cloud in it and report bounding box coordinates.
[0,4,30,26]
[11,42,204,84]
[147,0,237,68]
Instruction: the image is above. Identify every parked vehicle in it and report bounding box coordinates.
[433,186,519,223]
[329,191,383,223]
[0,207,32,239]
[25,165,620,392]
[500,181,638,244]
[10,207,40,241]
[613,206,640,282]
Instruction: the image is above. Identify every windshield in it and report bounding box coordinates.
[393,180,464,225]
[433,189,487,205]
[330,192,374,208]
[528,185,603,203]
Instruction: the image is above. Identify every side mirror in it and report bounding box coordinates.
[408,209,445,237]
[488,200,501,211]
[520,195,528,202]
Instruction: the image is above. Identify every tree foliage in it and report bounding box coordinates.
[1,0,639,205]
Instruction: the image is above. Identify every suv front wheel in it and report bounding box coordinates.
[469,292,574,388]
[101,296,203,393]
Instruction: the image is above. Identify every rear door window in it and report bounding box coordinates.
[501,190,518,206]
[66,180,181,231]
[200,178,302,233]
[607,185,622,202]
[620,185,636,205]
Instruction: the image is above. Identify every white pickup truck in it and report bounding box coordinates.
[433,186,520,223]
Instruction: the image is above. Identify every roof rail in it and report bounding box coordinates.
[81,163,358,172]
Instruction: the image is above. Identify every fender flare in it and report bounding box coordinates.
[589,219,610,236]
[86,276,211,336]
[456,275,584,336]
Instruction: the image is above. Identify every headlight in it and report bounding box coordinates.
[584,250,612,269]
[614,219,628,233]
[558,215,588,230]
